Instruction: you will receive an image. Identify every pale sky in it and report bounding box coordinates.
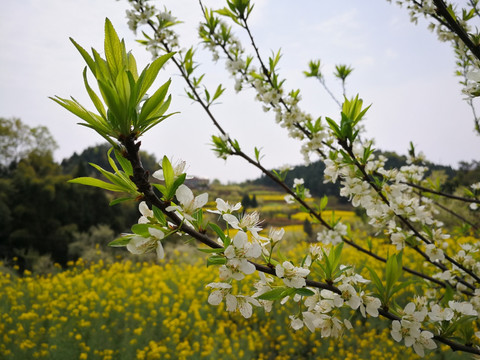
[1,1,479,182]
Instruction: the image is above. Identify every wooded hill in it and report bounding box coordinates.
[1,130,478,270]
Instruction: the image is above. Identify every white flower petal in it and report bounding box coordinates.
[223,213,240,228]
[238,300,253,318]
[176,184,194,205]
[152,169,164,181]
[208,290,223,306]
[148,227,165,239]
[240,261,256,275]
[156,241,165,260]
[225,294,237,312]
[194,192,208,209]
[233,231,248,248]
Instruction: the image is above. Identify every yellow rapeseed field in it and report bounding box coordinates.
[0,237,469,359]
[291,210,356,223]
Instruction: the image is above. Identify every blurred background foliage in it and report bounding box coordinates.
[1,116,479,272]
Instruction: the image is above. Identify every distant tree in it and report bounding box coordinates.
[241,194,251,210]
[0,151,137,267]
[250,194,258,208]
[303,219,313,240]
[0,117,57,168]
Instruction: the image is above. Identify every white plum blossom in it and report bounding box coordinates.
[358,292,381,318]
[152,159,192,181]
[320,290,344,308]
[390,231,406,250]
[223,211,263,238]
[425,244,445,262]
[317,315,345,338]
[389,301,439,356]
[428,304,454,322]
[268,227,285,244]
[252,272,274,312]
[275,261,310,288]
[206,283,260,318]
[411,331,437,357]
[293,178,304,187]
[338,283,361,310]
[138,201,154,224]
[127,227,165,260]
[220,231,261,280]
[402,302,427,323]
[323,158,344,184]
[433,270,453,282]
[448,301,478,316]
[289,311,318,333]
[284,194,295,204]
[206,282,235,307]
[316,222,347,246]
[165,184,208,221]
[290,315,306,331]
[207,198,242,215]
[392,319,437,357]
[231,295,261,318]
[334,265,369,285]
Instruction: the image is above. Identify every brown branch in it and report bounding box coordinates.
[432,198,479,230]
[342,143,480,287]
[136,0,469,291]
[433,0,480,61]
[405,181,480,204]
[121,128,480,356]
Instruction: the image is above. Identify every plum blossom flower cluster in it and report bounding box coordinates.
[277,264,381,337]
[125,0,180,57]
[125,201,168,260]
[196,9,328,164]
[160,178,379,339]
[63,1,480,357]
[321,141,459,272]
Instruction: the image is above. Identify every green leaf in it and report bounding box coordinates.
[207,255,227,267]
[82,68,107,119]
[152,206,166,225]
[70,37,97,76]
[68,177,125,192]
[257,287,294,301]
[88,163,137,193]
[139,79,171,125]
[325,117,341,138]
[137,53,175,103]
[167,173,186,200]
[152,183,167,198]
[131,223,151,237]
[161,156,174,190]
[366,265,385,297]
[106,147,119,173]
[294,288,315,297]
[212,84,225,102]
[197,247,225,254]
[440,284,455,307]
[104,18,124,77]
[209,223,227,244]
[109,197,133,206]
[126,52,138,79]
[320,195,328,211]
[108,235,132,247]
[114,148,133,175]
